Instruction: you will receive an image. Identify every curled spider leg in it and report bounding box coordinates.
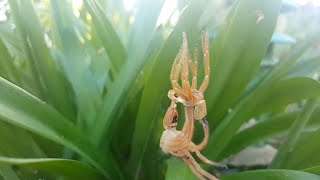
[188,117,209,152]
[199,31,210,93]
[161,102,193,152]
[161,101,178,129]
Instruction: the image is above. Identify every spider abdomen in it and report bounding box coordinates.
[160,129,184,153]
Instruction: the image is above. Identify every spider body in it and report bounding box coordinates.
[160,32,225,180]
[160,103,216,180]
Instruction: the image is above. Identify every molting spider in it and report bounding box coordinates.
[160,32,225,180]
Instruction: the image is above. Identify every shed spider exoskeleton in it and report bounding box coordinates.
[160,32,225,180]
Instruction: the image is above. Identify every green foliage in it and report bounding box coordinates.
[0,0,319,179]
[220,169,320,180]
[0,157,104,180]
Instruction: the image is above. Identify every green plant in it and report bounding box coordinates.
[0,0,319,179]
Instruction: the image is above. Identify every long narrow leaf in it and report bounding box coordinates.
[0,77,120,179]
[205,31,320,160]
[8,0,75,120]
[254,77,320,115]
[85,0,127,72]
[0,164,19,180]
[49,0,103,128]
[271,98,319,168]
[304,165,320,175]
[287,56,320,78]
[90,0,165,145]
[221,169,320,180]
[221,107,320,159]
[0,157,104,180]
[206,0,282,126]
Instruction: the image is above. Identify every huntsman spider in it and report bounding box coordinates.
[160,32,226,180]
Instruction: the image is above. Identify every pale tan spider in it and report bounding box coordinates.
[160,32,225,180]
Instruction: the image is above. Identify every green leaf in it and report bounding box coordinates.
[254,77,320,115]
[0,39,22,87]
[0,164,19,180]
[265,33,320,82]
[85,0,127,72]
[287,56,320,78]
[271,98,319,168]
[0,157,103,180]
[206,0,282,126]
[128,0,209,178]
[304,165,320,175]
[221,106,320,159]
[0,121,45,158]
[165,158,197,180]
[205,31,320,161]
[90,0,165,145]
[0,77,120,179]
[277,123,320,169]
[220,170,320,180]
[49,0,103,128]
[127,0,165,56]
[8,0,75,120]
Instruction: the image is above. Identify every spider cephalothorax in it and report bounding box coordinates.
[160,32,225,180]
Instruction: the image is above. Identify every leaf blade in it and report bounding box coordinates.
[206,0,282,126]
[0,157,104,180]
[270,98,320,168]
[221,169,320,180]
[0,77,120,179]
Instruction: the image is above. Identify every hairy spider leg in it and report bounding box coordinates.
[181,32,193,100]
[189,44,198,90]
[199,32,210,93]
[170,48,187,100]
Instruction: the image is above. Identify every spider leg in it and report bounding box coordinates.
[165,107,195,152]
[171,151,188,159]
[188,117,209,152]
[162,107,194,152]
[185,150,218,180]
[180,32,192,99]
[170,48,187,99]
[195,150,228,169]
[182,155,206,180]
[189,45,198,90]
[181,106,195,144]
[199,32,210,93]
[172,150,211,180]
[162,102,178,129]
